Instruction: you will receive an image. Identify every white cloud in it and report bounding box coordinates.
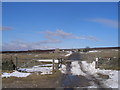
[42,30,99,41]
[87,18,118,28]
[43,30,72,39]
[0,26,13,30]
[75,36,100,41]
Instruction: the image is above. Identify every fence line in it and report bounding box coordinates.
[14,57,63,73]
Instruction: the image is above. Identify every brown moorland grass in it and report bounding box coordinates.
[2,70,62,88]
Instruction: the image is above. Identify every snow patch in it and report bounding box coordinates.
[33,64,52,67]
[35,55,39,57]
[59,64,66,74]
[81,61,119,88]
[101,70,118,88]
[115,50,118,51]
[71,61,86,76]
[37,59,58,63]
[18,64,66,75]
[81,61,98,75]
[18,66,52,75]
[2,71,31,78]
[88,50,100,53]
[65,51,72,56]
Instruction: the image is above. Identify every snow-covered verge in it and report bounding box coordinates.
[2,71,31,78]
[81,61,119,88]
[65,51,72,56]
[2,63,67,78]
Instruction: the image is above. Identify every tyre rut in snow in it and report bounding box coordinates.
[61,56,90,88]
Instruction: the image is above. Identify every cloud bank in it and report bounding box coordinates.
[2,30,100,51]
[2,41,57,51]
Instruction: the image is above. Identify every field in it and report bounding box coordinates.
[80,49,120,70]
[1,49,120,88]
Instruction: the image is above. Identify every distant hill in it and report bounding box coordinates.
[1,47,120,53]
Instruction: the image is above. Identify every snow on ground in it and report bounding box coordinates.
[19,64,66,75]
[114,50,118,51]
[35,55,39,57]
[2,63,66,77]
[67,60,119,88]
[2,71,31,78]
[81,61,98,75]
[88,81,98,88]
[100,70,118,88]
[71,61,86,76]
[33,64,52,67]
[81,61,119,88]
[28,54,32,55]
[18,66,53,75]
[88,50,100,53]
[65,51,72,56]
[59,64,66,74]
[37,59,58,63]
[18,63,66,75]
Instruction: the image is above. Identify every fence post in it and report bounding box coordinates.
[95,57,99,68]
[34,59,35,67]
[56,58,59,70]
[16,57,18,70]
[52,59,55,74]
[60,58,62,68]
[58,58,60,68]
[11,56,12,61]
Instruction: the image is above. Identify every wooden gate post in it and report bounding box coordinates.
[60,58,62,68]
[58,58,60,68]
[52,59,55,74]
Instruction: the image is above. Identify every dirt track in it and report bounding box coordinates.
[61,52,110,89]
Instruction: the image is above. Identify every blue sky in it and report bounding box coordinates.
[2,2,118,51]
